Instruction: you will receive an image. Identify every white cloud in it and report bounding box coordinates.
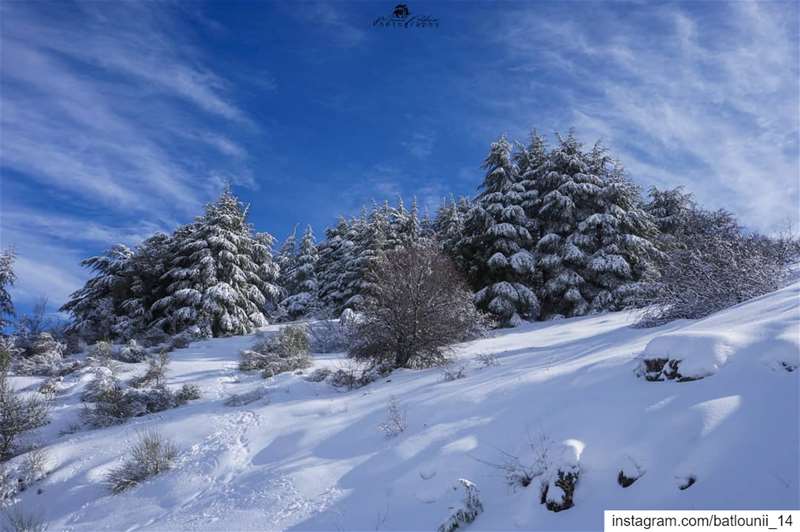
[496,2,799,232]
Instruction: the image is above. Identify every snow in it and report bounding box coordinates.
[10,283,800,530]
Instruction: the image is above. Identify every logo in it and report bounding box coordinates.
[373,4,439,28]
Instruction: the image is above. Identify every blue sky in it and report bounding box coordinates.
[1,0,798,312]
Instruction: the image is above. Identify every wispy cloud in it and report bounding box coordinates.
[494,2,799,232]
[0,1,255,306]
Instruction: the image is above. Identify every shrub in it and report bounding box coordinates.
[475,353,500,368]
[175,384,201,404]
[349,244,482,369]
[438,479,483,532]
[129,351,169,388]
[377,396,407,438]
[2,506,47,532]
[14,333,76,377]
[307,319,350,353]
[441,364,467,382]
[116,340,147,363]
[328,359,387,390]
[0,353,49,460]
[303,367,331,383]
[224,387,268,407]
[637,204,786,325]
[239,326,311,378]
[106,430,177,494]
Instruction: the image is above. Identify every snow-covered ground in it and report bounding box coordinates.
[10,283,800,530]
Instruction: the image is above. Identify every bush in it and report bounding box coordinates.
[129,351,169,388]
[116,340,147,363]
[438,479,483,532]
[349,244,482,369]
[0,351,49,460]
[441,364,467,382]
[303,367,332,383]
[2,506,47,532]
[224,387,269,407]
[307,319,351,353]
[175,383,201,404]
[106,430,177,494]
[638,202,786,325]
[239,326,311,378]
[327,359,387,390]
[82,361,198,427]
[377,396,407,438]
[13,333,76,377]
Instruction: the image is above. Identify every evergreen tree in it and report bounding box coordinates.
[276,226,298,292]
[152,189,280,337]
[61,244,134,341]
[459,136,540,324]
[116,233,172,339]
[316,218,351,315]
[0,249,16,330]
[532,133,657,317]
[281,225,320,318]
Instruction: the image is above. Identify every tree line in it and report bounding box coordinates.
[1,130,795,343]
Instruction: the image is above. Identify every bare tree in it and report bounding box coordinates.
[350,243,482,369]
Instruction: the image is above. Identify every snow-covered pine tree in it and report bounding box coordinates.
[116,233,172,339]
[459,136,539,324]
[0,249,15,330]
[276,226,298,293]
[316,218,351,315]
[342,207,389,310]
[532,133,657,317]
[61,244,134,341]
[281,225,319,319]
[434,196,465,259]
[152,188,280,337]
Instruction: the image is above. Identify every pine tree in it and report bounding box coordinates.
[316,218,351,315]
[152,189,280,337]
[116,233,172,339]
[532,133,658,317]
[61,244,134,341]
[276,226,298,293]
[0,249,15,330]
[281,225,319,318]
[459,136,540,324]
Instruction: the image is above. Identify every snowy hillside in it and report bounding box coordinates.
[10,283,800,531]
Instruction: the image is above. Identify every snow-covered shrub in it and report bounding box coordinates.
[438,479,484,532]
[475,353,499,368]
[540,440,583,512]
[175,384,201,404]
[377,396,407,438]
[2,505,47,532]
[87,341,118,373]
[106,430,177,494]
[304,367,332,383]
[441,364,467,382]
[116,340,147,363]
[14,333,76,377]
[637,205,784,325]
[328,359,386,390]
[37,377,61,399]
[0,353,49,460]
[478,432,551,489]
[224,387,269,407]
[308,319,350,353]
[82,361,198,427]
[18,448,48,493]
[350,243,481,369]
[239,326,311,378]
[82,379,138,427]
[129,351,169,388]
